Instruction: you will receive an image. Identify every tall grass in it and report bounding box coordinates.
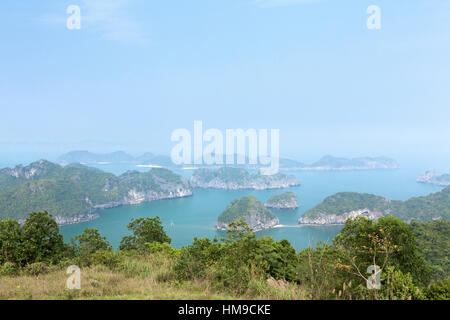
[0,253,309,300]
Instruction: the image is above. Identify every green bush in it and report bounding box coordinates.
[72,228,113,267]
[24,262,49,276]
[246,279,270,297]
[297,243,349,299]
[0,262,19,276]
[91,249,121,269]
[378,266,425,300]
[425,278,450,300]
[173,238,219,281]
[210,264,253,294]
[146,241,179,257]
[172,223,300,294]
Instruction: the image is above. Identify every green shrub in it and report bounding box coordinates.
[71,228,113,267]
[297,243,349,299]
[172,227,300,294]
[378,266,425,300]
[246,279,270,297]
[173,238,218,281]
[0,262,19,276]
[425,278,450,300]
[24,262,49,276]
[146,242,179,257]
[91,250,121,269]
[210,264,252,294]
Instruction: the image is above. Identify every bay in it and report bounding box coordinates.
[60,166,443,251]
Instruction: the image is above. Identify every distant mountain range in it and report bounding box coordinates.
[57,151,174,167]
[57,151,399,171]
[0,160,192,225]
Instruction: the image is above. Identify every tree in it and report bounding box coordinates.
[334,216,431,287]
[72,228,113,267]
[0,219,22,265]
[119,217,171,251]
[74,228,111,254]
[409,219,450,281]
[20,211,65,265]
[224,218,254,242]
[297,243,345,299]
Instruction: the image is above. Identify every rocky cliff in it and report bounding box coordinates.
[298,208,383,225]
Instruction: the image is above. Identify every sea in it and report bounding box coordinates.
[50,163,443,251]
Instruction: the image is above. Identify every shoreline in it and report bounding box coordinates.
[46,192,194,227]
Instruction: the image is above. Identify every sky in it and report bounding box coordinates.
[0,0,449,168]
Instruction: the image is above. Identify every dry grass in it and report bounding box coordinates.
[0,267,237,300]
[0,255,309,300]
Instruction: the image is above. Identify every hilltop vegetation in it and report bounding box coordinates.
[391,187,450,221]
[0,212,448,300]
[265,192,298,209]
[0,160,192,222]
[301,186,450,224]
[302,192,390,219]
[410,219,450,281]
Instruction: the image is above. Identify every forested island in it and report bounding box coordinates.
[190,167,300,190]
[299,186,450,225]
[265,192,298,209]
[216,196,279,231]
[0,160,192,225]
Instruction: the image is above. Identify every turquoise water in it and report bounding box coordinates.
[60,166,443,251]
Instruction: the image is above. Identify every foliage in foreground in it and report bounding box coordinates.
[0,213,449,300]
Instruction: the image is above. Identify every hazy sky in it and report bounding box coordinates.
[1,0,449,165]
